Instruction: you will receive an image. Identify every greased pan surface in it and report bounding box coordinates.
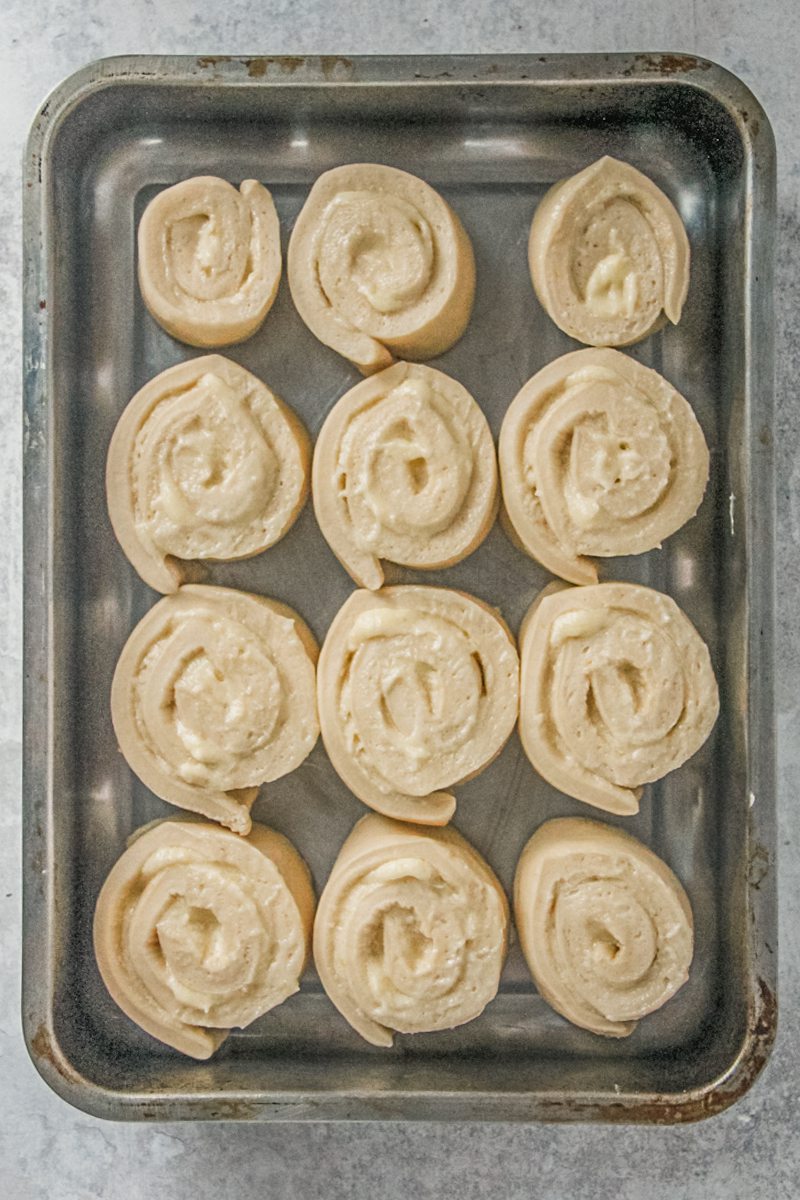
[22,54,776,1122]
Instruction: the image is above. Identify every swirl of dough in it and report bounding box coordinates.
[111,585,319,834]
[94,818,315,1058]
[288,164,475,373]
[529,157,690,347]
[318,586,519,825]
[107,356,310,593]
[519,582,719,815]
[314,814,508,1046]
[138,176,281,347]
[313,361,497,589]
[498,348,709,585]
[514,818,693,1037]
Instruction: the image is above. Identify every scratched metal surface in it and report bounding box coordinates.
[22,54,776,1121]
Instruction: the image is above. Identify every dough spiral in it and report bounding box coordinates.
[314,814,508,1046]
[519,582,719,814]
[317,586,519,825]
[94,818,314,1058]
[107,355,310,593]
[138,176,281,347]
[313,361,497,589]
[514,817,693,1037]
[111,585,319,834]
[288,163,475,373]
[529,156,690,347]
[498,348,709,585]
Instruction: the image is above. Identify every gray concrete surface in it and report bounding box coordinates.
[2,2,798,1197]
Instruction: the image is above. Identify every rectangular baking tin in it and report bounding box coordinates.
[23,53,776,1122]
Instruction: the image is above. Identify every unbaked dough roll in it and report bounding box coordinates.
[111,585,319,834]
[94,818,315,1059]
[288,163,475,373]
[138,176,281,347]
[107,356,310,593]
[314,814,508,1046]
[313,361,497,589]
[519,582,719,815]
[529,156,690,347]
[514,818,693,1037]
[498,348,709,585]
[318,586,519,825]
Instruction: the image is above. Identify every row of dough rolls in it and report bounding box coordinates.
[314,579,716,825]
[106,353,500,595]
[110,580,718,831]
[107,349,709,592]
[110,583,521,832]
[93,813,507,1057]
[138,158,688,358]
[94,812,693,1055]
[138,164,475,369]
[519,157,698,1044]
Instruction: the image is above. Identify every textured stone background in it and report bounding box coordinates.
[2,2,797,1197]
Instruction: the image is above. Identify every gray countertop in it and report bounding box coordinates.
[2,1,798,1196]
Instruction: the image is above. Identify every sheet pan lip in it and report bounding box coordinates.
[14,1012,780,1125]
[24,51,777,149]
[22,51,777,1123]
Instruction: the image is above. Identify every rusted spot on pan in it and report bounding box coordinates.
[243,57,305,78]
[196,55,232,70]
[29,1024,85,1087]
[623,53,714,76]
[196,56,354,81]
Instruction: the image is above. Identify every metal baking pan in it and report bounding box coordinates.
[22,53,776,1122]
